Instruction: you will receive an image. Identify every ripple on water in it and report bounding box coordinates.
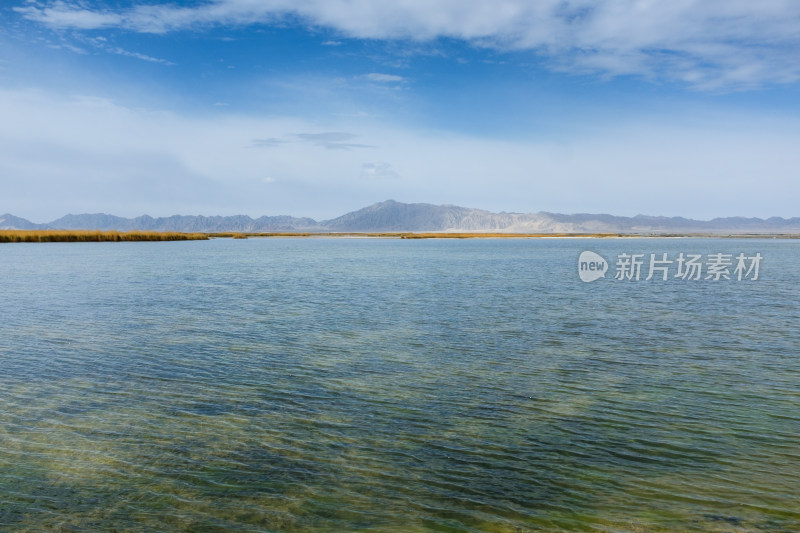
[1,238,799,532]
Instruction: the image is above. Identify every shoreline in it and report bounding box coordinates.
[3,229,800,242]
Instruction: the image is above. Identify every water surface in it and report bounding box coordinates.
[1,238,798,532]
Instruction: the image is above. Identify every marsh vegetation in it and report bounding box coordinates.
[0,230,209,243]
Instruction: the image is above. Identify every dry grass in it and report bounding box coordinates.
[209,232,629,239]
[5,230,798,243]
[398,232,627,239]
[208,232,314,238]
[0,230,209,243]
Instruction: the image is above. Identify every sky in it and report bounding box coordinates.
[2,1,800,221]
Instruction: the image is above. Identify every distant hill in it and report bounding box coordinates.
[322,200,800,233]
[321,200,522,231]
[2,213,320,232]
[3,201,800,234]
[0,214,41,230]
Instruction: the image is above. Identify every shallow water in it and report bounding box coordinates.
[1,238,798,532]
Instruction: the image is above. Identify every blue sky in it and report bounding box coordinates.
[2,1,800,221]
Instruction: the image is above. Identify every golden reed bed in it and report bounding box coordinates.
[0,230,209,243]
[207,232,628,239]
[3,230,797,242]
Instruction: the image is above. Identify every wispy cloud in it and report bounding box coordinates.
[250,137,285,148]
[108,46,174,65]
[15,0,123,30]
[39,29,175,65]
[250,132,374,150]
[14,0,800,89]
[359,73,405,83]
[361,161,399,180]
[47,42,87,54]
[295,132,373,150]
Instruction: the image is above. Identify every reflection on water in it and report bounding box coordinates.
[1,238,799,532]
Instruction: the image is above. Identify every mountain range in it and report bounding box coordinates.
[2,200,800,234]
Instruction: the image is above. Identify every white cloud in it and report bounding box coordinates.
[295,132,373,150]
[1,88,799,221]
[14,0,800,88]
[359,73,405,83]
[250,137,284,148]
[47,42,87,54]
[44,31,175,65]
[361,162,399,180]
[108,46,174,65]
[15,0,123,30]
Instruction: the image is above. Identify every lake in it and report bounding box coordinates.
[1,237,798,532]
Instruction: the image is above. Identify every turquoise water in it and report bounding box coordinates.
[1,238,798,532]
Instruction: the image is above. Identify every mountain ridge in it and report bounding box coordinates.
[3,200,800,234]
